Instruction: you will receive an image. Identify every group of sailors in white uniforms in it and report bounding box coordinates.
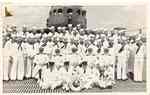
[2,24,146,91]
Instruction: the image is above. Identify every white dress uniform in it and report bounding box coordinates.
[60,43,68,56]
[48,32,53,37]
[51,44,59,56]
[128,43,137,73]
[80,67,100,89]
[59,66,73,90]
[117,45,129,80]
[134,44,145,81]
[35,33,41,39]
[83,35,88,41]
[16,43,24,80]
[57,41,64,49]
[22,41,28,78]
[10,42,18,80]
[65,31,71,43]
[69,52,82,67]
[108,47,116,80]
[103,39,109,49]
[53,32,60,41]
[16,32,25,80]
[85,54,97,67]
[34,42,41,55]
[25,43,34,78]
[3,40,12,80]
[32,53,49,79]
[41,66,62,89]
[99,53,114,88]
[78,44,86,58]
[43,33,48,38]
[44,41,54,58]
[52,54,64,70]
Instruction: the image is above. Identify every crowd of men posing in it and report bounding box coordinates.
[2,24,146,91]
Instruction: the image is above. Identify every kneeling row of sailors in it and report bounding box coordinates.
[32,47,115,90]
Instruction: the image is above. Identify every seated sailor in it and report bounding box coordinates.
[59,61,73,91]
[32,47,49,79]
[40,61,62,89]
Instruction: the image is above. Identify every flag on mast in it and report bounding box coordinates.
[5,6,13,17]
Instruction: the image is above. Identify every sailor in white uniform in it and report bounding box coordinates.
[59,62,73,91]
[117,41,129,80]
[85,48,97,68]
[52,49,64,70]
[16,39,24,80]
[33,40,41,56]
[32,47,49,79]
[22,38,28,79]
[134,40,145,82]
[78,39,86,59]
[69,47,82,67]
[98,48,114,88]
[9,40,18,80]
[40,62,62,89]
[80,62,100,89]
[44,40,54,58]
[3,38,12,80]
[25,39,35,78]
[66,40,76,55]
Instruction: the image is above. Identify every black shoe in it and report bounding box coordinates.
[117,79,122,81]
[107,86,112,89]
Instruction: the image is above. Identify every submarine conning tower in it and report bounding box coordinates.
[46,6,87,28]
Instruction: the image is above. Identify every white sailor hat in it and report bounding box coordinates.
[77,24,81,27]
[101,34,106,37]
[32,26,37,30]
[50,26,55,29]
[62,26,66,30]
[79,29,84,32]
[23,24,27,28]
[90,34,95,38]
[119,30,125,33]
[7,27,13,32]
[11,24,17,28]
[85,28,89,31]
[68,24,72,27]
[93,28,98,31]
[73,27,77,30]
[103,28,108,32]
[109,37,114,41]
[57,27,62,30]
[130,39,134,43]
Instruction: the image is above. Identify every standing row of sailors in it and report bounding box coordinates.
[3,24,146,90]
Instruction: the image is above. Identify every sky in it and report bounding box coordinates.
[3,5,147,31]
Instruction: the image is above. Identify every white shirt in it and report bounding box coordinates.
[51,54,64,68]
[69,53,81,67]
[59,66,73,81]
[44,41,54,54]
[33,53,49,65]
